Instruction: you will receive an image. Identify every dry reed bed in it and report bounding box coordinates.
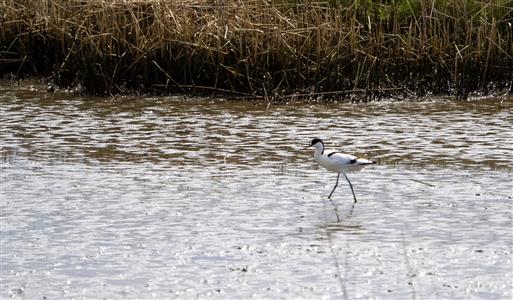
[1,0,512,99]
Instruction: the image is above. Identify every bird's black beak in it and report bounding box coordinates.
[301,144,312,150]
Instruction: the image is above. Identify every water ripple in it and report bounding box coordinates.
[1,82,511,299]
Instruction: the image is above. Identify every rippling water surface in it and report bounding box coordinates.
[1,82,512,299]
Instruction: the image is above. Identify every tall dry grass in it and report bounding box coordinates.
[1,0,512,99]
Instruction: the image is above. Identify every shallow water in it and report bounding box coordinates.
[1,82,512,299]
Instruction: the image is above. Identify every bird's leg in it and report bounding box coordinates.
[328,172,340,199]
[343,174,357,203]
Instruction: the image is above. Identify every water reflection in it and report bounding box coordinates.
[1,82,511,171]
[1,82,512,299]
[321,222,364,235]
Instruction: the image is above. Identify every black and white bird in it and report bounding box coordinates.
[305,138,376,203]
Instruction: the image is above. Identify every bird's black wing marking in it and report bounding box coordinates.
[327,152,338,158]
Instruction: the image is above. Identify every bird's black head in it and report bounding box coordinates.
[310,138,323,146]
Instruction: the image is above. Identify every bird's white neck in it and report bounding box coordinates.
[313,142,324,159]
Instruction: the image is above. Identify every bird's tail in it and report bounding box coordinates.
[356,158,376,165]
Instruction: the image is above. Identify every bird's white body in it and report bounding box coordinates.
[312,141,374,174]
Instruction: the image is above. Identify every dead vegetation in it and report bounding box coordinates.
[1,0,512,99]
